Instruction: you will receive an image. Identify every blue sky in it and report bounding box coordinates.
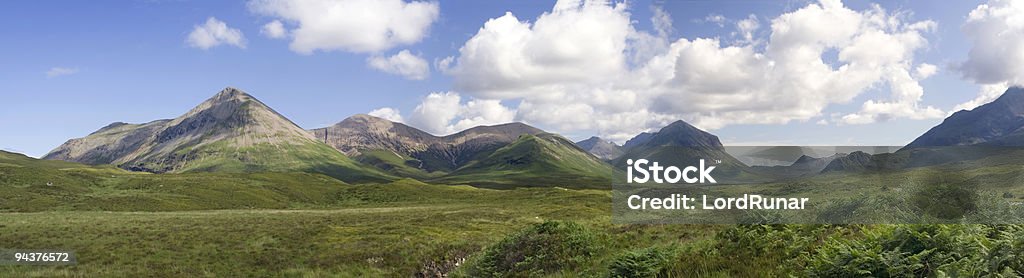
[1,0,1021,157]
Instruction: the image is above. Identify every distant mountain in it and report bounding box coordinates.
[790,153,843,172]
[575,136,623,160]
[612,120,754,182]
[821,151,873,173]
[905,87,1024,148]
[732,146,830,166]
[438,133,615,188]
[311,114,545,175]
[44,87,391,183]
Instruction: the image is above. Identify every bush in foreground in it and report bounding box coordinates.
[608,245,678,278]
[458,221,601,277]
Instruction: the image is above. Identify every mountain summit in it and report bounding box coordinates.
[612,120,750,182]
[905,87,1024,148]
[637,120,725,149]
[575,136,623,160]
[44,87,390,182]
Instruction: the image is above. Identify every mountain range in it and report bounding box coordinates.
[39,86,1024,186]
[43,88,618,187]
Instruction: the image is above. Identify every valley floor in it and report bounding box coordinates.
[2,165,1024,276]
[0,186,706,277]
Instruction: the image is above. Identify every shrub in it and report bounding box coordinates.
[804,225,1024,277]
[911,174,979,220]
[459,221,600,277]
[608,245,678,278]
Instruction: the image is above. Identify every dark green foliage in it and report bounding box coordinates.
[461,221,601,277]
[912,174,979,219]
[608,245,678,278]
[805,225,1024,277]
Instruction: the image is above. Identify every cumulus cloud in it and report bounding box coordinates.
[261,20,287,39]
[367,107,404,123]
[958,0,1024,85]
[186,17,247,49]
[952,0,1023,113]
[248,0,440,54]
[367,50,430,80]
[405,92,515,135]
[425,0,942,141]
[46,67,78,78]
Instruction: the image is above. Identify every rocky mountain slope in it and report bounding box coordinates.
[575,136,624,160]
[311,115,545,174]
[44,87,391,182]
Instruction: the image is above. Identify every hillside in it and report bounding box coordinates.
[437,133,616,188]
[311,114,546,176]
[43,88,392,183]
[905,86,1024,148]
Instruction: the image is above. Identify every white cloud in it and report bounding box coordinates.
[405,92,515,135]
[367,50,430,80]
[248,0,440,54]
[704,14,726,27]
[958,0,1024,86]
[952,0,1023,114]
[914,63,938,79]
[186,17,247,49]
[651,6,673,38]
[735,14,760,43]
[443,1,632,99]
[46,67,78,78]
[261,20,287,39]
[367,107,404,123]
[430,0,942,142]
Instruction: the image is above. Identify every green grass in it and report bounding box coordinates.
[0,182,629,277]
[4,150,1024,276]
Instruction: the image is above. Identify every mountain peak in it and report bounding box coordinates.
[207,87,255,104]
[575,136,623,160]
[905,86,1024,148]
[645,119,723,148]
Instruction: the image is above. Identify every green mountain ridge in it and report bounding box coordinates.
[436,133,616,188]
